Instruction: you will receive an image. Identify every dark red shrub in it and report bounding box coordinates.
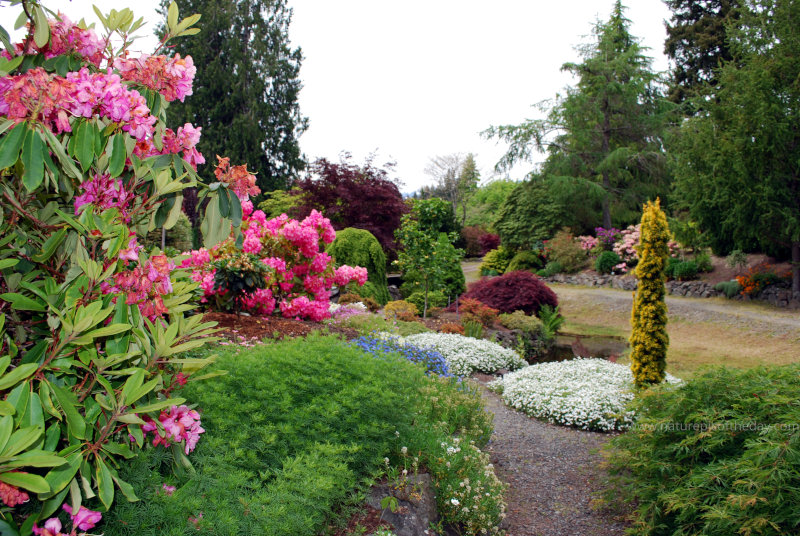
[478,233,500,255]
[459,271,558,316]
[461,225,487,257]
[458,298,499,327]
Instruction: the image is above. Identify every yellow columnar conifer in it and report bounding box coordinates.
[630,198,670,388]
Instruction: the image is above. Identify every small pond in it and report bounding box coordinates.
[545,333,629,362]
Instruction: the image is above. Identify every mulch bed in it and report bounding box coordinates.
[328,505,393,536]
[202,311,360,342]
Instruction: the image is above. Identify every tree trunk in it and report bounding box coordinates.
[601,96,612,229]
[792,240,800,299]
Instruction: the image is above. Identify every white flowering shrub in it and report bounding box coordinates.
[402,333,527,377]
[489,358,682,432]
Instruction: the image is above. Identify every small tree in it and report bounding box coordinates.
[394,215,463,318]
[630,199,670,388]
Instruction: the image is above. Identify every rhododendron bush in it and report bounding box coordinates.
[182,182,368,321]
[0,3,241,531]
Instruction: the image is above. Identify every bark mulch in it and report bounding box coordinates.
[202,311,359,343]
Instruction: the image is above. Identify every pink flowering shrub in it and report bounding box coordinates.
[183,177,368,321]
[0,3,228,526]
[612,224,680,273]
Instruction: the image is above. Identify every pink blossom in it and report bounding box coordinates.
[119,235,142,262]
[32,518,63,536]
[162,484,176,496]
[0,481,29,507]
[142,405,205,455]
[63,504,102,531]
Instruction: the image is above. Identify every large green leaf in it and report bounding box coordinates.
[49,385,86,440]
[21,127,45,191]
[0,122,27,169]
[0,363,38,391]
[73,121,96,173]
[42,451,81,499]
[0,425,42,457]
[31,228,67,263]
[32,6,50,48]
[107,133,126,177]
[0,292,45,312]
[95,457,114,509]
[0,471,49,494]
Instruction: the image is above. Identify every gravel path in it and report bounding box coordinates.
[553,285,800,338]
[474,376,627,536]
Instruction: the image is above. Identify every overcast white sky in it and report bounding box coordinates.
[1,0,672,193]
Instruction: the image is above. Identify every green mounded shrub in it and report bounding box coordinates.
[334,313,430,336]
[383,299,419,321]
[714,280,743,298]
[694,250,713,273]
[479,246,515,276]
[328,227,390,304]
[548,229,589,273]
[537,260,563,277]
[498,310,548,361]
[400,261,466,301]
[104,336,426,536]
[665,256,681,279]
[498,310,544,333]
[594,250,621,274]
[505,250,544,273]
[407,290,448,313]
[672,260,699,281]
[608,365,800,536]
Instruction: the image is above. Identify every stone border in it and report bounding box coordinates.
[542,273,797,308]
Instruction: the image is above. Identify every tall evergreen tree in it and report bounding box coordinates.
[672,0,800,296]
[159,0,307,194]
[663,0,741,104]
[485,1,671,230]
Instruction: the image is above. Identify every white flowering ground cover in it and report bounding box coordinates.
[489,358,682,432]
[401,333,527,377]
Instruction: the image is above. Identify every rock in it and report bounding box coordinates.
[366,473,438,536]
[388,285,402,302]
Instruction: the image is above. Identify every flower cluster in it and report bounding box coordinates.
[142,405,205,455]
[214,155,260,200]
[9,14,105,65]
[0,480,29,507]
[595,227,621,248]
[352,334,452,377]
[103,255,175,320]
[400,332,526,377]
[577,235,599,252]
[612,224,640,272]
[183,203,366,321]
[114,53,195,102]
[33,504,102,536]
[328,301,368,321]
[434,437,507,535]
[735,262,791,296]
[489,358,682,432]
[73,173,134,217]
[135,122,205,170]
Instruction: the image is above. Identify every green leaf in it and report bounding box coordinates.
[111,472,139,502]
[230,192,243,228]
[95,457,114,509]
[38,483,70,519]
[71,323,131,346]
[32,6,50,48]
[0,122,26,169]
[218,187,231,218]
[108,133,126,177]
[1,425,42,457]
[130,397,185,415]
[0,518,20,536]
[0,401,15,416]
[0,292,45,312]
[20,392,43,430]
[42,451,81,499]
[0,363,38,391]
[167,1,179,32]
[32,228,67,263]
[0,416,12,453]
[21,127,45,191]
[74,121,95,173]
[49,385,86,440]
[0,259,19,270]
[0,54,23,75]
[0,471,49,494]
[120,369,145,406]
[5,450,65,468]
[41,128,81,179]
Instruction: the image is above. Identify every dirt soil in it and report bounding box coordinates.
[202,311,360,342]
[327,505,394,536]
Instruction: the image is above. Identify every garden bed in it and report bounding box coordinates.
[202,311,360,341]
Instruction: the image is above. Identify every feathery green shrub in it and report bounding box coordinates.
[328,227,390,304]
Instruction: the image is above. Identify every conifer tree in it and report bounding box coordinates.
[630,199,670,388]
[159,0,307,194]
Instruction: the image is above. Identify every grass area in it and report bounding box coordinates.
[462,259,482,285]
[554,286,800,377]
[102,333,505,536]
[560,321,627,338]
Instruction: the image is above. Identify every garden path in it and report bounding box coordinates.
[474,376,626,536]
[553,285,800,337]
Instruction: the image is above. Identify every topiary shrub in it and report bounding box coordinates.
[609,364,800,536]
[458,298,499,328]
[407,290,448,313]
[630,199,670,388]
[383,300,419,321]
[672,260,699,281]
[328,227,390,304]
[548,228,589,273]
[506,250,545,273]
[595,250,622,274]
[479,246,515,276]
[460,271,558,316]
[714,280,743,298]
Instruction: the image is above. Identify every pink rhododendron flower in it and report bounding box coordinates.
[114,53,196,102]
[119,235,142,262]
[142,405,205,454]
[0,68,75,133]
[0,481,29,507]
[214,155,260,200]
[32,517,63,536]
[63,504,102,531]
[104,255,175,320]
[11,14,105,65]
[74,173,134,217]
